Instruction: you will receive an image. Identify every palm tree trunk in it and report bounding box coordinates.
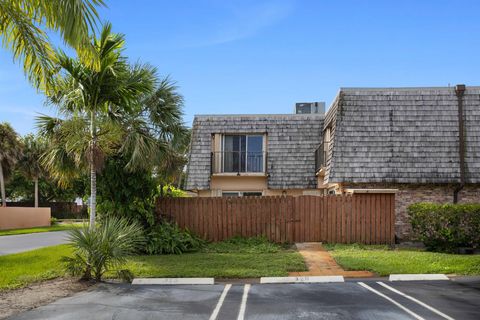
[34,177,39,208]
[89,162,96,230]
[0,162,5,207]
[89,111,97,230]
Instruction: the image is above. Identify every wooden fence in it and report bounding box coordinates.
[156,193,395,244]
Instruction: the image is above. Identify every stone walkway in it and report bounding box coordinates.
[289,242,374,278]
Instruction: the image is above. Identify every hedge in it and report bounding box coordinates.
[408,203,480,252]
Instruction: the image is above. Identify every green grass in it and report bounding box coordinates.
[122,251,305,278]
[325,244,480,276]
[0,244,72,290]
[0,237,306,291]
[118,237,306,278]
[0,223,82,236]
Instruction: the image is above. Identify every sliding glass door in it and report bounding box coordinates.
[223,135,263,173]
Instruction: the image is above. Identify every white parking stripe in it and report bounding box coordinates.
[358,282,425,320]
[209,284,232,320]
[237,284,251,320]
[377,282,455,320]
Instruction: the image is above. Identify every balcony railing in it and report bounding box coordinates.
[315,142,327,173]
[211,151,267,174]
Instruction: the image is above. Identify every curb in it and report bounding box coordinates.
[260,276,344,284]
[132,278,215,285]
[389,274,449,281]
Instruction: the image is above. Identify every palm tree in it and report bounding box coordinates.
[0,0,105,89]
[38,24,156,229]
[0,123,23,207]
[19,134,46,207]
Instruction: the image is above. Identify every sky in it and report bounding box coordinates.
[1,0,479,135]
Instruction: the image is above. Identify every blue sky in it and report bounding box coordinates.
[1,0,479,135]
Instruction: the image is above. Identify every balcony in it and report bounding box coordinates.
[211,151,267,175]
[315,142,327,173]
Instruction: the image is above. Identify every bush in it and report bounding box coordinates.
[145,222,203,255]
[62,217,145,281]
[408,203,480,252]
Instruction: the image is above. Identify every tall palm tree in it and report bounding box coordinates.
[19,134,46,207]
[38,24,156,229]
[120,77,190,196]
[0,0,105,90]
[0,123,23,207]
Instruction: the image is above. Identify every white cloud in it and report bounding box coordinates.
[198,0,295,46]
[136,0,296,51]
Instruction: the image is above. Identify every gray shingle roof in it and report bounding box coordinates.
[186,114,324,190]
[326,87,480,184]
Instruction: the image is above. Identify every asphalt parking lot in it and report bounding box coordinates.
[7,278,480,319]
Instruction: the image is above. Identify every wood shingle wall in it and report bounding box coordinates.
[326,87,480,184]
[186,114,324,190]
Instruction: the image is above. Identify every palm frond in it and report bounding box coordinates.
[0,0,105,89]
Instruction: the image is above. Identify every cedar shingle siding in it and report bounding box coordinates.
[326,87,480,184]
[186,114,324,190]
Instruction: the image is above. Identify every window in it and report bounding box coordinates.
[222,191,263,197]
[222,135,264,173]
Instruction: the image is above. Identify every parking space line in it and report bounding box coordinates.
[358,282,425,320]
[237,284,251,320]
[377,282,455,320]
[209,284,232,320]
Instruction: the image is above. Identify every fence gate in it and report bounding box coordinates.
[156,193,395,244]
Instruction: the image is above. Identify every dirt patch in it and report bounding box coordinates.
[0,278,95,319]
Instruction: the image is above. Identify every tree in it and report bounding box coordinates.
[38,24,156,229]
[0,122,23,206]
[95,78,190,225]
[133,77,190,196]
[18,134,46,207]
[0,0,105,90]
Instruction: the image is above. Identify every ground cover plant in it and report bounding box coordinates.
[325,244,480,276]
[117,236,306,278]
[0,245,71,290]
[144,222,204,255]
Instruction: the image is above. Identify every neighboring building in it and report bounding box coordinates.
[320,86,480,239]
[185,86,480,239]
[186,112,325,197]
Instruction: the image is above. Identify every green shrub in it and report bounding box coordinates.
[50,217,58,225]
[145,222,204,255]
[62,217,145,281]
[408,203,480,252]
[159,185,187,198]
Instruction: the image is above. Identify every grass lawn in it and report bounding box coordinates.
[0,223,82,236]
[1,238,306,291]
[325,244,480,276]
[119,237,306,279]
[0,244,72,290]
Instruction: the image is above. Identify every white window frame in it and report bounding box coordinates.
[222,191,263,197]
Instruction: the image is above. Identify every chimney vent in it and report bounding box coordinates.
[295,102,325,114]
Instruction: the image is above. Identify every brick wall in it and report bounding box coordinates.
[341,183,480,241]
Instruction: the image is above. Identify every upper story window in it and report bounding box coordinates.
[212,134,265,174]
[315,127,331,173]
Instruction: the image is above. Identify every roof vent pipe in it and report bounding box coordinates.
[453,84,466,203]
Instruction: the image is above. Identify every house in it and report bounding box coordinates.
[320,85,480,239]
[185,113,325,197]
[185,85,480,239]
